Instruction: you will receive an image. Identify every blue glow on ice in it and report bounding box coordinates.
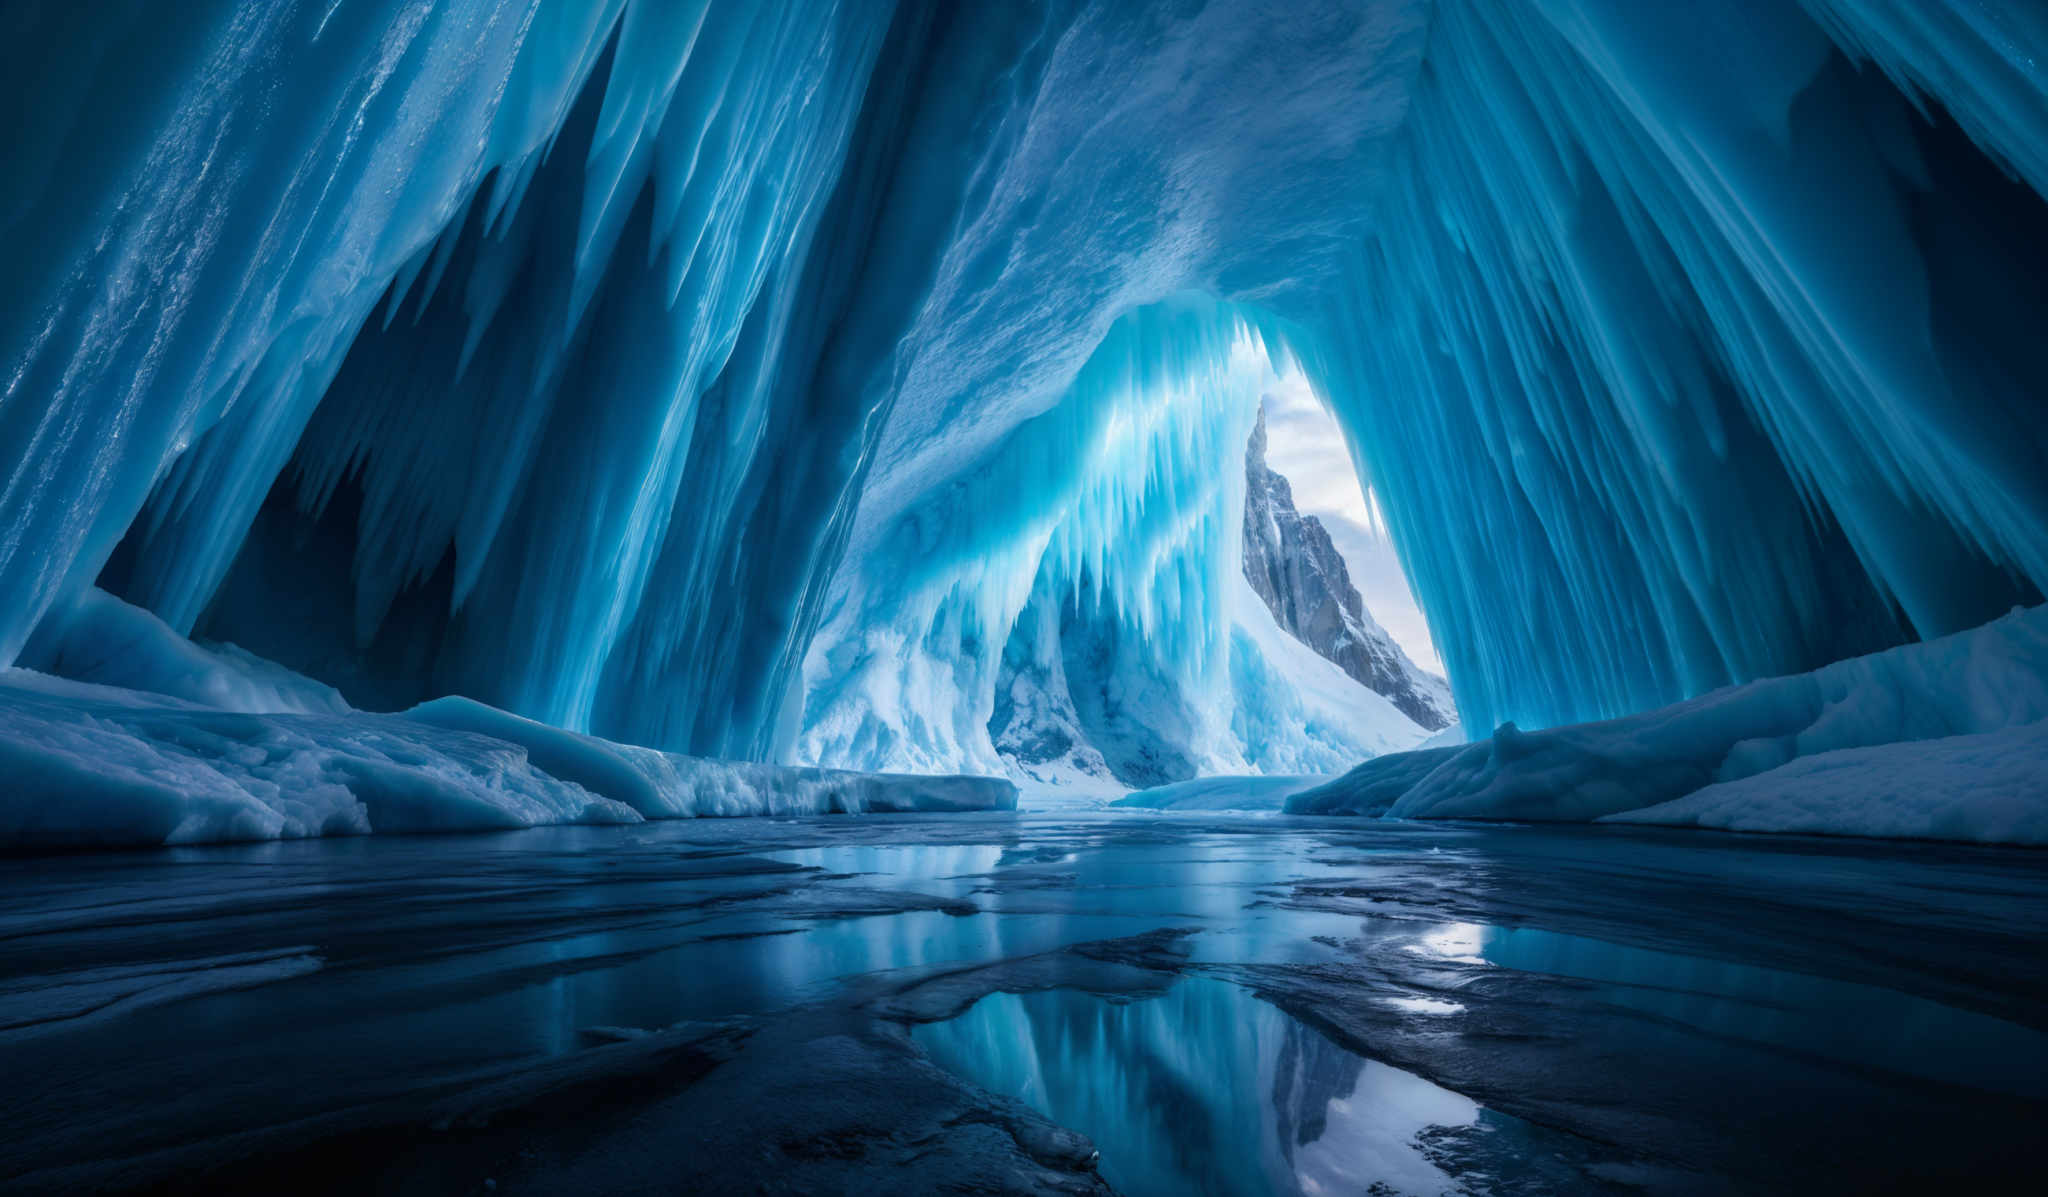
[1,0,2045,780]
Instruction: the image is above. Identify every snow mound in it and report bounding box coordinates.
[0,673,635,847]
[1286,748,1463,818]
[1289,606,2048,845]
[1608,723,2048,845]
[0,678,1014,851]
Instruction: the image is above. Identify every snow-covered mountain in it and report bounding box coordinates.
[1241,409,1454,731]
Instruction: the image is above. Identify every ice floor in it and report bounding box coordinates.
[0,812,2041,1193]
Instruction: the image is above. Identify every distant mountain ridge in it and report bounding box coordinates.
[1242,407,1454,731]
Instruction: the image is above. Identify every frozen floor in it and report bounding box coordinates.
[0,812,2042,1193]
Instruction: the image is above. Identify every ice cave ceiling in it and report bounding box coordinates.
[1,0,2045,775]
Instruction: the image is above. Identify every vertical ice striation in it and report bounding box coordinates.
[1313,0,2048,732]
[800,301,1430,782]
[0,0,2044,783]
[2,0,911,760]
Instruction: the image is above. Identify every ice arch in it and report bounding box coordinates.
[1,0,2045,777]
[798,296,1429,781]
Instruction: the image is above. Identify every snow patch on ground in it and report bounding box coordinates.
[1608,723,2048,845]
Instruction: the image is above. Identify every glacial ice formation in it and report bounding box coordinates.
[0,594,1012,848]
[1290,603,2048,845]
[19,587,350,716]
[0,668,1014,848]
[0,670,636,846]
[2,0,2046,813]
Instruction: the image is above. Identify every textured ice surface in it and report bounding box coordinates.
[0,676,1013,850]
[1292,605,2048,844]
[406,697,1017,820]
[0,0,2045,784]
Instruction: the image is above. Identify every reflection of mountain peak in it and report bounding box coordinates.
[1243,407,1454,730]
[1271,1016,1365,1158]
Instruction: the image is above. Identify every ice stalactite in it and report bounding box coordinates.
[1308,0,2048,732]
[799,300,1427,782]
[1,0,2045,789]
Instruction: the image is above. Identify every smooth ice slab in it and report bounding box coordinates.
[1111,775,1329,813]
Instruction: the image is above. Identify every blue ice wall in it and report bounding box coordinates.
[801,0,2048,754]
[799,298,1286,775]
[3,0,969,759]
[1313,0,2048,729]
[2,0,2045,769]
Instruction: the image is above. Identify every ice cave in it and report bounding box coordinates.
[0,0,2044,1192]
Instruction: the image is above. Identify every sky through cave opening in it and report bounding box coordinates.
[1258,372,1443,680]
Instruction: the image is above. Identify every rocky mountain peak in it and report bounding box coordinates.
[1241,406,1454,731]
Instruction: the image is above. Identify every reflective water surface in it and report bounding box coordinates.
[916,978,1490,1196]
[0,812,2042,1191]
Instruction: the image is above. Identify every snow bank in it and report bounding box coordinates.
[0,673,636,847]
[0,679,1014,851]
[1288,606,2048,845]
[1608,723,2048,845]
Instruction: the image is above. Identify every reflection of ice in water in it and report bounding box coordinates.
[914,977,1476,1196]
[1294,1059,1476,1197]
